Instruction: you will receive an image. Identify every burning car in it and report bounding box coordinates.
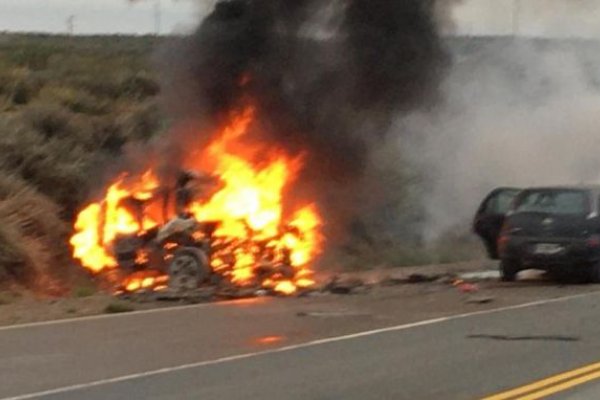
[474,186,600,282]
[70,107,322,296]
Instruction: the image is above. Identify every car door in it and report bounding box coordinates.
[473,188,521,259]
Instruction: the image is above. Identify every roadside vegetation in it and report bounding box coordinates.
[0,33,165,290]
[104,302,135,314]
[0,33,483,292]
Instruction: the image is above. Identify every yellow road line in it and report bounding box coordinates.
[482,362,600,400]
[517,369,600,400]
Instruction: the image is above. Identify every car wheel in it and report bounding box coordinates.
[168,247,211,291]
[500,259,520,282]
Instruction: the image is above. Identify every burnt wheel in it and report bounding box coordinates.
[168,247,210,291]
[500,259,520,282]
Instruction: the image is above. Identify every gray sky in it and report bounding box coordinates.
[0,0,204,35]
[0,0,599,37]
[451,0,600,37]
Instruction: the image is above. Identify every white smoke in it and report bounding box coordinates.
[517,0,600,38]
[397,38,600,241]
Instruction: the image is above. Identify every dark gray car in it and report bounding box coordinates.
[474,186,600,282]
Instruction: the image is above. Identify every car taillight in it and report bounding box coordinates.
[497,233,510,254]
[586,234,600,248]
[500,223,521,237]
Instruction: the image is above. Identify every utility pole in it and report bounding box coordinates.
[154,0,162,35]
[67,15,75,35]
[512,0,520,36]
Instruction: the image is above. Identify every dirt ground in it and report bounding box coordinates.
[0,260,597,327]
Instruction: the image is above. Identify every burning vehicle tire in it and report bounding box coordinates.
[168,247,211,291]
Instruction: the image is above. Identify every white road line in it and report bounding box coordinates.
[0,297,268,332]
[3,291,599,400]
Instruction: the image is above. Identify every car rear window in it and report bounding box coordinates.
[514,189,590,215]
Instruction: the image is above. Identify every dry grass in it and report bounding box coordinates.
[0,34,167,290]
[0,173,67,289]
[104,302,135,314]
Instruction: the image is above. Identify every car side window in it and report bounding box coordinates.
[485,190,519,214]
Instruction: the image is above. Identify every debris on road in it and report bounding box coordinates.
[453,280,480,293]
[1,261,594,328]
[465,295,494,304]
[467,334,580,342]
[296,310,371,318]
[406,273,442,283]
[379,272,452,286]
[107,263,521,305]
[378,275,407,286]
[323,277,369,295]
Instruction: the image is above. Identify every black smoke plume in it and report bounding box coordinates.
[160,0,449,241]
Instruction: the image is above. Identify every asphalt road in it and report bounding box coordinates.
[2,287,600,400]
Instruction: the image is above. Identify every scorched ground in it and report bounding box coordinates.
[70,106,322,296]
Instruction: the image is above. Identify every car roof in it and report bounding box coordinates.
[522,184,600,190]
[520,185,600,195]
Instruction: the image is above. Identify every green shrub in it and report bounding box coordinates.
[0,173,67,288]
[65,92,109,115]
[0,121,43,168]
[24,104,72,138]
[0,33,164,290]
[75,78,123,100]
[11,80,31,105]
[1,72,46,107]
[72,286,95,298]
[91,117,127,153]
[0,77,9,96]
[8,46,53,70]
[39,86,108,115]
[104,302,135,314]
[16,138,98,214]
[0,124,97,211]
[119,101,163,141]
[120,74,160,100]
[0,219,33,283]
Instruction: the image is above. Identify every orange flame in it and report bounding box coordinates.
[70,171,160,273]
[122,271,168,293]
[70,106,323,294]
[274,280,297,295]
